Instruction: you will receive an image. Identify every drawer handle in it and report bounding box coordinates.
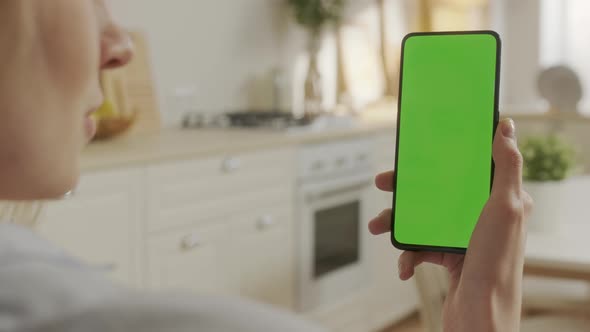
[222,157,242,173]
[98,263,118,272]
[181,234,201,250]
[311,161,325,171]
[257,215,276,230]
[356,153,368,162]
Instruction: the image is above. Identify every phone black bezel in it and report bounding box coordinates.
[391,30,502,254]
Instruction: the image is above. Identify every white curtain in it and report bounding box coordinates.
[540,0,590,114]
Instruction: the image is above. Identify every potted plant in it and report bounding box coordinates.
[286,0,346,118]
[520,135,576,232]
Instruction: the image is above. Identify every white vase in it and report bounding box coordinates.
[523,180,567,234]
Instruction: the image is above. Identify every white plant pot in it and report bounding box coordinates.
[523,180,567,234]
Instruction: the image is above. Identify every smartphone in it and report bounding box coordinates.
[391,31,501,253]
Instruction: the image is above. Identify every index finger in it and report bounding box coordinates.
[491,119,523,198]
[375,170,395,192]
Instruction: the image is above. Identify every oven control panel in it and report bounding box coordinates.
[297,138,374,180]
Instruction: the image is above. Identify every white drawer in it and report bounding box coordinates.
[146,221,237,294]
[148,148,295,184]
[146,201,295,302]
[230,203,294,309]
[231,204,292,236]
[148,185,293,232]
[70,167,142,198]
[148,221,228,256]
[146,148,295,231]
[373,134,396,170]
[155,168,291,211]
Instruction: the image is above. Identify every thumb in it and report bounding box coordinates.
[491,118,523,198]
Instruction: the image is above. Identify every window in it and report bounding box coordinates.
[537,0,589,114]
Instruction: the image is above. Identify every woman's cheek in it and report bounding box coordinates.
[40,0,101,98]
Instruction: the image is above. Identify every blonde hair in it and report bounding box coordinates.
[0,201,43,227]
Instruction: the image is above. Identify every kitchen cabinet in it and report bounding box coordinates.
[144,147,297,307]
[146,221,238,295]
[146,204,295,307]
[34,129,420,331]
[145,149,295,232]
[373,133,396,173]
[36,167,142,286]
[369,133,419,328]
[305,290,371,332]
[232,204,294,309]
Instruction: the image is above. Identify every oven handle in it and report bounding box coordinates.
[301,174,373,201]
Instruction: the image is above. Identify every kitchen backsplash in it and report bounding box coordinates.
[108,0,289,127]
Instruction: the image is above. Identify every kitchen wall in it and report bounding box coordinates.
[495,0,590,172]
[109,0,589,126]
[494,0,590,115]
[491,0,543,113]
[108,0,383,127]
[108,0,290,127]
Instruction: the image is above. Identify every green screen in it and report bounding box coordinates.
[393,32,499,250]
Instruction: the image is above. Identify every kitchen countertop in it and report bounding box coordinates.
[81,108,398,172]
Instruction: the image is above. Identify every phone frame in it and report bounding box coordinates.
[391,30,501,254]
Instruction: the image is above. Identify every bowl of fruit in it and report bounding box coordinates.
[92,100,137,141]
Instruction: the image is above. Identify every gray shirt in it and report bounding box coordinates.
[0,224,324,332]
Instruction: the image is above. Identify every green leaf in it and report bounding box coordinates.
[287,0,346,31]
[520,135,576,182]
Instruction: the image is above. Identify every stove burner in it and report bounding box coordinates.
[182,111,314,129]
[226,111,313,128]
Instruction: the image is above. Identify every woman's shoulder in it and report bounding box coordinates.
[0,224,325,332]
[23,293,326,332]
[0,223,126,331]
[0,223,73,260]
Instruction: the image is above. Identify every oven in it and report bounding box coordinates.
[296,139,374,312]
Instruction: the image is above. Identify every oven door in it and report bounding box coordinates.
[298,173,373,312]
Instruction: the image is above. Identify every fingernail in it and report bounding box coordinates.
[501,118,515,139]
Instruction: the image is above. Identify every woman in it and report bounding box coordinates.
[0,1,532,331]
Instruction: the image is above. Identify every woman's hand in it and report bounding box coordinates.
[368,119,533,332]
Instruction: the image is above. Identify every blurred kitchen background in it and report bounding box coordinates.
[3,0,590,331]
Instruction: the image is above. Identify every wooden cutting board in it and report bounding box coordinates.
[100,31,161,136]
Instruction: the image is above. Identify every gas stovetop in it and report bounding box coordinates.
[182,111,315,130]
